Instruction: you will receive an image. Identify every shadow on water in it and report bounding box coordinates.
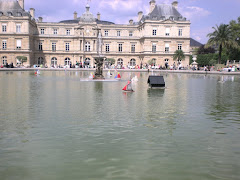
[147,88,165,97]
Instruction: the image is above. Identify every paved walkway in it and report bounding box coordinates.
[1,68,240,75]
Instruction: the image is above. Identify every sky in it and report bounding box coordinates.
[23,0,240,44]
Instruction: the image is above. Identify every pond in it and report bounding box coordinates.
[0,71,240,180]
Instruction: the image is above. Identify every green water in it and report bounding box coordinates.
[0,71,240,180]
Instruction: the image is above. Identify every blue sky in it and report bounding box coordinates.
[24,0,240,44]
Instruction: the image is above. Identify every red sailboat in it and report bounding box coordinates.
[122,81,134,92]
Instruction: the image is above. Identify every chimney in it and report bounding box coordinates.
[30,8,35,19]
[138,11,143,21]
[149,0,156,13]
[172,1,178,9]
[97,12,101,20]
[38,17,43,23]
[74,11,77,19]
[18,0,24,10]
[129,19,133,25]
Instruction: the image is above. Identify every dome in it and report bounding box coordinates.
[79,4,95,22]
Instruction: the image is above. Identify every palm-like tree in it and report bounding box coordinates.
[206,24,238,64]
[173,50,185,63]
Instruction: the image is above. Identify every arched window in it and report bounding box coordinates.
[84,58,91,65]
[65,57,71,66]
[2,56,7,65]
[117,58,123,65]
[51,57,57,66]
[85,42,90,52]
[130,58,136,67]
[38,57,44,65]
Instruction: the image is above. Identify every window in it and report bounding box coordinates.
[53,29,58,35]
[118,44,122,52]
[65,43,70,51]
[85,42,90,51]
[17,12,22,17]
[105,30,108,36]
[178,29,182,36]
[152,43,156,53]
[2,40,7,49]
[117,31,121,36]
[66,29,70,35]
[165,44,169,53]
[105,44,109,52]
[16,24,21,33]
[85,58,91,66]
[38,57,44,65]
[131,44,135,53]
[165,59,169,62]
[16,40,21,49]
[40,28,45,34]
[117,58,123,65]
[52,42,56,51]
[129,31,133,36]
[2,56,7,65]
[178,44,182,50]
[2,24,6,32]
[38,42,42,51]
[51,57,57,66]
[65,57,71,66]
[130,59,136,67]
[165,28,170,36]
[153,28,157,36]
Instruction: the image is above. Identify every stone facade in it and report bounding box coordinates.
[0,0,191,68]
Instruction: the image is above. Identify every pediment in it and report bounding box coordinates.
[161,19,176,24]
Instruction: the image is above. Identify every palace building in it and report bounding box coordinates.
[0,0,191,68]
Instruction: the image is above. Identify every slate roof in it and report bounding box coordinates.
[141,4,186,22]
[0,0,29,17]
[190,38,203,47]
[59,5,114,24]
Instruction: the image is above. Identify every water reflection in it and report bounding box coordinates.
[1,71,240,180]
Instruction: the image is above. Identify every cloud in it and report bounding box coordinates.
[181,6,211,21]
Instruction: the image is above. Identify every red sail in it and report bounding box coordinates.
[122,85,127,91]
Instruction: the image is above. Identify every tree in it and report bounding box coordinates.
[16,56,27,65]
[173,50,185,63]
[197,45,215,54]
[206,24,238,64]
[105,58,115,65]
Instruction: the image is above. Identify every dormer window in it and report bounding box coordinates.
[152,16,157,20]
[7,12,13,16]
[17,12,22,17]
[0,12,3,16]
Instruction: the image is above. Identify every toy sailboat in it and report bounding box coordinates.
[34,70,40,75]
[107,70,112,77]
[89,72,94,79]
[122,81,134,92]
[114,72,121,80]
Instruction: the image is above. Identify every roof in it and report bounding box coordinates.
[59,5,114,24]
[190,38,203,47]
[0,0,29,17]
[141,4,186,22]
[148,76,165,87]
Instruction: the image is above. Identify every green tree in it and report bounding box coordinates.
[105,58,115,65]
[227,17,240,60]
[173,50,185,63]
[206,24,238,64]
[16,56,27,65]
